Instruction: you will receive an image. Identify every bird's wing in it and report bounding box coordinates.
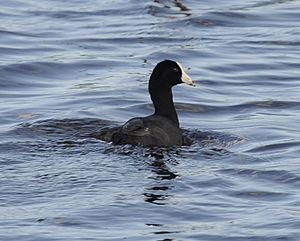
[121,118,150,136]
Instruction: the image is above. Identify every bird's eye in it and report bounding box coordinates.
[173,68,179,72]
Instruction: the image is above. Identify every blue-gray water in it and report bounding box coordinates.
[1,0,300,240]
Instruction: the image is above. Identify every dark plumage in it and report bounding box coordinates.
[95,60,195,147]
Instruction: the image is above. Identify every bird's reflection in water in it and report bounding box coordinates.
[143,151,178,205]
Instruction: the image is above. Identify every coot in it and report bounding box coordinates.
[95,60,195,147]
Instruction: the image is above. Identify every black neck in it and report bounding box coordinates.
[149,83,179,127]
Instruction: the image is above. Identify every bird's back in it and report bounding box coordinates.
[112,115,183,147]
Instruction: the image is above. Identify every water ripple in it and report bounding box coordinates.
[1,0,300,240]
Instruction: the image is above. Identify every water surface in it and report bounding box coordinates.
[1,0,300,240]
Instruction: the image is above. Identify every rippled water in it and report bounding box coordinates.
[1,0,300,240]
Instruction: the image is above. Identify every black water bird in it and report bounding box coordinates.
[95,60,195,147]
